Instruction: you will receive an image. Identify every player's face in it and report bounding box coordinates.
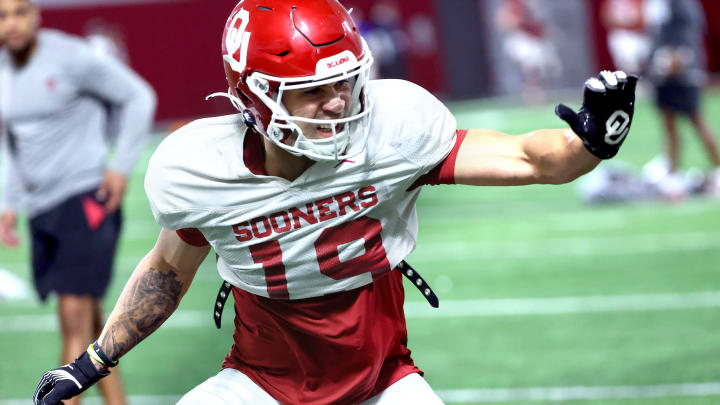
[282,79,353,140]
[0,0,39,52]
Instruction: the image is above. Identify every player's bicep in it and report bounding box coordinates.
[453,128,537,186]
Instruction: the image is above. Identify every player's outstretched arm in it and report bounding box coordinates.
[453,71,637,186]
[453,126,597,186]
[33,229,210,405]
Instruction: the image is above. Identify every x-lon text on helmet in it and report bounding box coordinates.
[327,56,350,69]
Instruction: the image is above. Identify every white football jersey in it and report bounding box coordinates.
[145,79,456,299]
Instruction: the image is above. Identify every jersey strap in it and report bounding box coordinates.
[211,260,438,329]
[397,261,438,308]
[213,280,234,328]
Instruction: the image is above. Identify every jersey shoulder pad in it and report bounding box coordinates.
[369,79,457,171]
[144,114,247,229]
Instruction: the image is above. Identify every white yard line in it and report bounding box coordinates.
[410,231,720,261]
[0,268,30,300]
[435,382,720,402]
[4,291,720,334]
[403,291,720,318]
[3,383,720,404]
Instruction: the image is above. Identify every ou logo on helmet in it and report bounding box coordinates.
[604,110,630,145]
[226,8,251,72]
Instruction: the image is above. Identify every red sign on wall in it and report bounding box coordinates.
[40,0,243,122]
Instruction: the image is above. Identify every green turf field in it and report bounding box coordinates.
[2,89,720,404]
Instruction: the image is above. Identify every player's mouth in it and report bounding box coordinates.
[315,123,345,137]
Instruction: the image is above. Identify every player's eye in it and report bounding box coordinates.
[303,87,322,95]
[334,79,350,89]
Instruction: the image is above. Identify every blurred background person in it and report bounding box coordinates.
[84,18,130,149]
[0,0,156,404]
[601,0,651,75]
[345,6,381,79]
[645,0,720,199]
[362,0,408,79]
[495,0,563,104]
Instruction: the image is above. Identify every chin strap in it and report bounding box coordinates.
[212,260,439,329]
[206,90,258,129]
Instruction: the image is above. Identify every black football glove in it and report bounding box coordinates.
[33,352,109,405]
[555,70,638,159]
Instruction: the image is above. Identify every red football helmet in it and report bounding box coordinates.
[214,0,374,161]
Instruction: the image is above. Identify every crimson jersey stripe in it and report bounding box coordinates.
[176,228,209,247]
[409,129,468,190]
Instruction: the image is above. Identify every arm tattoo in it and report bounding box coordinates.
[100,267,184,361]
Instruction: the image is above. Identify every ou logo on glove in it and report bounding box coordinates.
[605,110,630,145]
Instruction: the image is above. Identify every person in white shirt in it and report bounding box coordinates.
[1,1,155,404]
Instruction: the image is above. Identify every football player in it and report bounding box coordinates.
[32,0,637,404]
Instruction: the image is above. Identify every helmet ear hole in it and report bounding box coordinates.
[242,110,257,128]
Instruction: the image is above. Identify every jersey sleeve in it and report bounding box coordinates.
[144,131,212,230]
[388,81,458,178]
[144,151,183,230]
[144,116,249,231]
[409,129,468,190]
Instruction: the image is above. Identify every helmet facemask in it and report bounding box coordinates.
[258,55,373,161]
[214,45,374,162]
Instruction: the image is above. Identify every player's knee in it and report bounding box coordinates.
[58,295,95,336]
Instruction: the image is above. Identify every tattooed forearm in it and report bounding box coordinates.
[99,267,184,361]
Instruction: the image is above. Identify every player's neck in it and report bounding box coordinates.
[10,36,38,68]
[262,137,314,181]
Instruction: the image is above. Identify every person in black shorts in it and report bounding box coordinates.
[0,1,155,404]
[29,190,122,302]
[646,0,720,198]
